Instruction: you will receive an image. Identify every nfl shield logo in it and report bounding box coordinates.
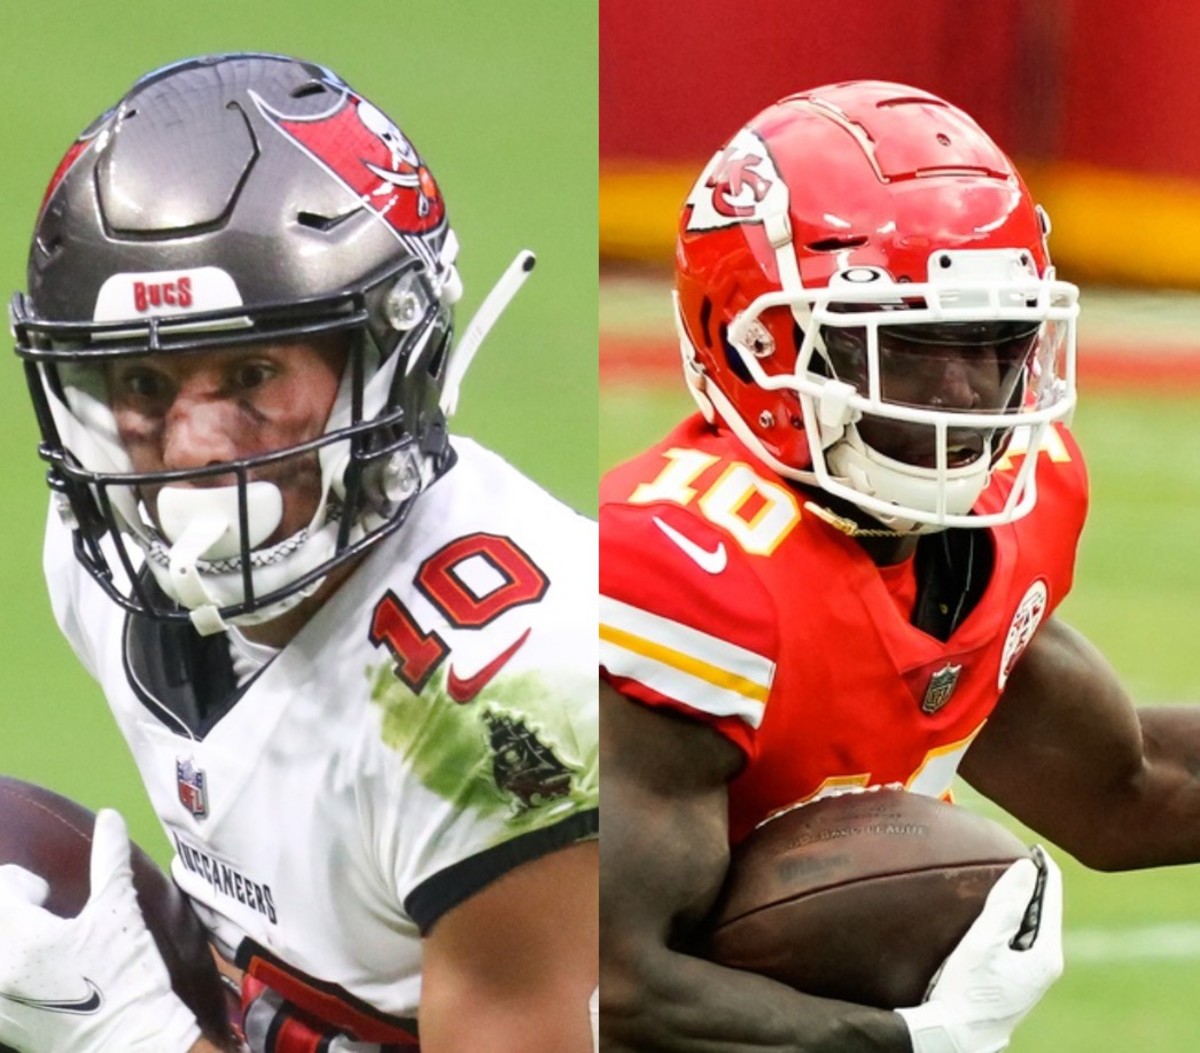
[176,758,208,819]
[921,664,962,715]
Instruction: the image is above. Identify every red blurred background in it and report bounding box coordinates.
[601,0,1200,287]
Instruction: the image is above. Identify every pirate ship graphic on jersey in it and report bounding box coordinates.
[484,711,572,809]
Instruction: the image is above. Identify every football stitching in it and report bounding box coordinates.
[0,783,93,848]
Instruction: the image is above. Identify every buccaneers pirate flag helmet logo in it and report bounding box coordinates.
[253,89,447,238]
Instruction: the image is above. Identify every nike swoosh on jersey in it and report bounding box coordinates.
[447,627,532,703]
[652,516,728,574]
[0,977,103,1015]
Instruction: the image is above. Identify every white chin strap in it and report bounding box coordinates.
[439,249,537,417]
[153,484,283,635]
[824,435,994,534]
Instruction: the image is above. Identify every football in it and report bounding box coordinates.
[0,775,237,1051]
[703,787,1031,1009]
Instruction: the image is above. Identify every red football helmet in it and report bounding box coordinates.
[675,80,1078,532]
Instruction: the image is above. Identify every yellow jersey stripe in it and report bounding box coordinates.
[600,622,771,705]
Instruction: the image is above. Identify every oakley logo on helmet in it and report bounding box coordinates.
[253,91,446,238]
[836,267,887,284]
[685,129,786,233]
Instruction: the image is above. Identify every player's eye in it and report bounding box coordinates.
[112,366,171,402]
[231,361,275,391]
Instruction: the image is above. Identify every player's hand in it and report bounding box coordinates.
[895,845,1063,1053]
[0,808,203,1052]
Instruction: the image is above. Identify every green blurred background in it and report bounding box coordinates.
[0,0,596,854]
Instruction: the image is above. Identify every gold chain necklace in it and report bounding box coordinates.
[802,501,905,539]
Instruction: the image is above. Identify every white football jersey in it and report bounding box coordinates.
[44,438,598,1033]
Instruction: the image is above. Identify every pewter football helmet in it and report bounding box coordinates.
[13,53,532,632]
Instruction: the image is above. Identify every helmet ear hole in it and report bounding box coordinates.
[425,328,451,379]
[719,324,752,384]
[698,297,714,349]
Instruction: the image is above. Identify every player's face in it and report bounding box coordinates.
[105,335,347,543]
[822,321,1038,468]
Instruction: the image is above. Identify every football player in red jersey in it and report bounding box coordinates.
[601,80,1200,1052]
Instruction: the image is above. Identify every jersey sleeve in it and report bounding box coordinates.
[1040,423,1090,611]
[996,421,1090,619]
[43,501,102,680]
[600,499,780,758]
[367,487,600,935]
[396,637,598,935]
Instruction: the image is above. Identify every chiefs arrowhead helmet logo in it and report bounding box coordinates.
[253,90,446,238]
[685,128,788,233]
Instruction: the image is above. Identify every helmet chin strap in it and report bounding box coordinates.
[439,250,537,417]
[156,483,284,634]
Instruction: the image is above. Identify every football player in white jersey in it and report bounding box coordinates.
[1,54,597,1052]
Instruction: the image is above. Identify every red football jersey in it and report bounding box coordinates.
[600,415,1089,843]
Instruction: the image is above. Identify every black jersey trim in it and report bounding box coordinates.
[122,572,265,740]
[912,528,995,642]
[405,807,599,935]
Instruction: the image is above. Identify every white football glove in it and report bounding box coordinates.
[0,809,203,1053]
[895,846,1063,1053]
